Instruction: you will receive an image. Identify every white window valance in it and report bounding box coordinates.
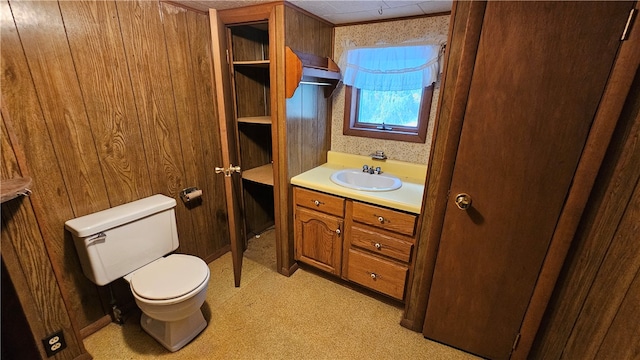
[341,44,440,91]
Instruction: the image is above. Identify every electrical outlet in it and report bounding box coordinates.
[42,330,67,357]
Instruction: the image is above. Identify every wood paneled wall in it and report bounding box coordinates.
[277,4,334,273]
[1,0,229,335]
[284,5,333,177]
[1,111,88,359]
[531,63,640,359]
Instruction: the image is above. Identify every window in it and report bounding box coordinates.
[341,44,440,143]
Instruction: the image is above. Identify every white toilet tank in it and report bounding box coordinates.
[65,194,180,286]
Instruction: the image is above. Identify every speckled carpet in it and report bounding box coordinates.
[84,228,478,359]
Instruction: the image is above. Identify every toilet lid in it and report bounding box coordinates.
[130,254,209,300]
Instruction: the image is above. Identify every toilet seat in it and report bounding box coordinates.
[130,254,209,301]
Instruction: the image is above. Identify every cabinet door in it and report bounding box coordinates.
[294,206,343,275]
[210,9,245,287]
[423,2,634,359]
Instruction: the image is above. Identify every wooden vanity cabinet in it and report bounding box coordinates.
[293,186,418,301]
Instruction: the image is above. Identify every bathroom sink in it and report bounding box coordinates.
[330,169,402,192]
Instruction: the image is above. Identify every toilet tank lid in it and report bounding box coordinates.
[64,194,176,237]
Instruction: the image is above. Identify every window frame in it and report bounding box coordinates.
[343,83,434,143]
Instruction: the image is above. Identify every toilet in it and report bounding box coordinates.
[65,194,210,352]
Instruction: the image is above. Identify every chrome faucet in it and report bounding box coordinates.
[362,165,382,174]
[370,150,387,160]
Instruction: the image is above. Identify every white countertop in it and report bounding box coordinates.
[290,151,426,214]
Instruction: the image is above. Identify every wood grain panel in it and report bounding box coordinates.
[9,0,110,216]
[115,0,195,250]
[301,84,320,170]
[531,58,640,359]
[230,24,269,61]
[596,268,640,358]
[1,115,87,359]
[59,0,153,207]
[116,0,185,196]
[561,180,640,359]
[161,2,209,257]
[1,0,106,330]
[285,85,303,176]
[1,200,88,360]
[242,180,274,236]
[234,66,270,118]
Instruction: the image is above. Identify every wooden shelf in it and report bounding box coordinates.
[242,163,273,186]
[285,46,341,98]
[233,60,269,67]
[1,177,32,203]
[238,116,271,125]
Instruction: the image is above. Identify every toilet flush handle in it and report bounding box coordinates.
[86,232,107,245]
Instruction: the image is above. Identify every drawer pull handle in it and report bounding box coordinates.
[377,216,385,223]
[312,200,324,207]
[374,243,382,250]
[370,272,378,280]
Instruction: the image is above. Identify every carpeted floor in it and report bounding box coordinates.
[84,228,479,359]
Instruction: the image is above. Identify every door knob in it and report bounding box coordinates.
[455,193,472,210]
[215,165,241,176]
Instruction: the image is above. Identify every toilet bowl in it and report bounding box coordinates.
[64,194,211,352]
[125,254,210,352]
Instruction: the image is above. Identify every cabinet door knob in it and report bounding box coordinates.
[370,272,377,280]
[374,243,382,250]
[335,228,341,237]
[378,216,385,223]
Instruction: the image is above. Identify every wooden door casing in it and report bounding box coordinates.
[422,2,635,359]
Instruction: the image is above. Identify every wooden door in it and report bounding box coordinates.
[422,2,634,359]
[210,9,245,287]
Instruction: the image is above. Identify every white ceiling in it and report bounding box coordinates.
[173,1,452,25]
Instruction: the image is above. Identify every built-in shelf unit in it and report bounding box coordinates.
[228,21,274,237]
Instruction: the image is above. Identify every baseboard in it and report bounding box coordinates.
[204,245,230,264]
[79,314,112,339]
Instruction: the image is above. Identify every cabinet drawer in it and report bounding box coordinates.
[352,202,416,236]
[350,226,413,263]
[294,187,344,217]
[347,249,408,300]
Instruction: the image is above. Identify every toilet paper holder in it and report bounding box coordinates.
[180,187,202,203]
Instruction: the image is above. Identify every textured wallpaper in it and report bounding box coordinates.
[331,15,450,165]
